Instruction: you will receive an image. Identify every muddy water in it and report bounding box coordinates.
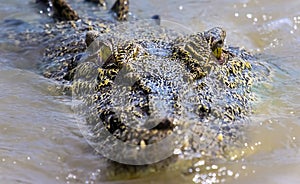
[0,0,300,184]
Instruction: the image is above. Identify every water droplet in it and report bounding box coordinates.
[230,155,238,160]
[234,173,240,179]
[194,160,205,167]
[212,165,218,169]
[227,170,233,176]
[27,156,31,160]
[192,174,200,183]
[246,14,253,19]
[234,13,239,17]
[178,5,183,10]
[262,14,267,21]
[173,148,181,155]
[66,173,77,180]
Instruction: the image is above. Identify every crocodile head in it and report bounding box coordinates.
[72,25,258,165]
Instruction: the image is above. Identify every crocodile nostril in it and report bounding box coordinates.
[151,118,174,131]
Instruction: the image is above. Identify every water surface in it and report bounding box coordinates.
[0,0,299,183]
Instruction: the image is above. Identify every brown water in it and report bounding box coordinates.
[0,0,300,184]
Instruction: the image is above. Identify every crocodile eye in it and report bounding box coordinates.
[217,40,223,45]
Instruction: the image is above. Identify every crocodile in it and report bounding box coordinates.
[2,0,269,179]
[71,24,261,165]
